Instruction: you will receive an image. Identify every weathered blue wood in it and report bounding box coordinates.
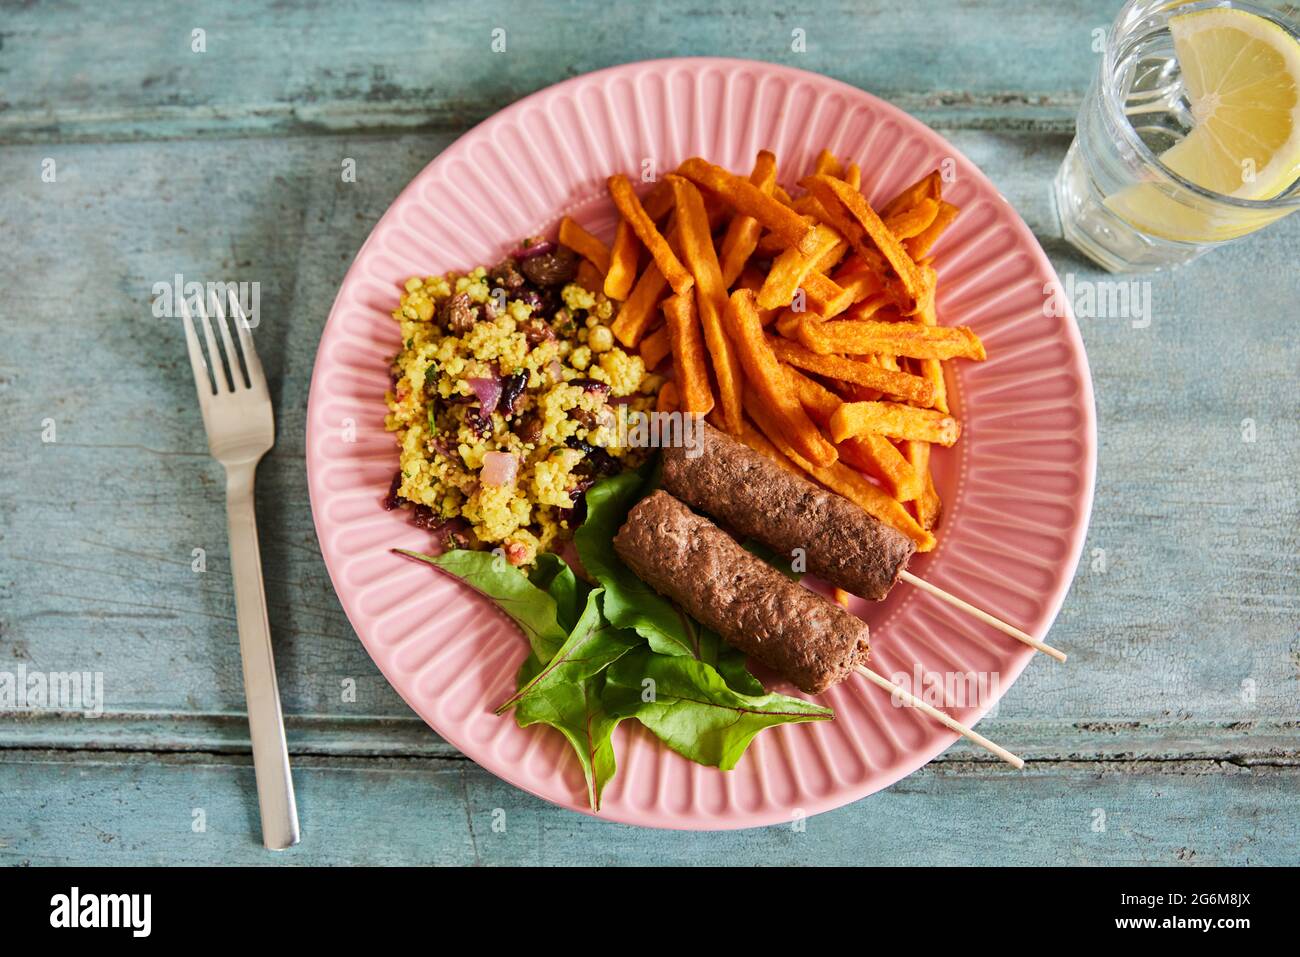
[1,750,1296,866]
[0,0,1117,143]
[6,711,1298,763]
[0,0,1297,864]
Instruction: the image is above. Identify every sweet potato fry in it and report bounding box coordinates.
[803,270,849,314]
[775,368,919,498]
[603,219,640,300]
[656,379,680,415]
[794,153,858,220]
[797,317,986,361]
[758,224,846,310]
[662,292,714,415]
[720,150,778,287]
[841,291,897,322]
[726,289,836,467]
[641,179,673,221]
[769,337,934,405]
[574,259,605,294]
[911,273,949,413]
[837,432,924,502]
[639,325,672,370]
[611,261,669,347]
[830,400,961,446]
[786,362,925,501]
[883,197,940,240]
[837,382,883,404]
[755,230,790,256]
[881,170,943,218]
[786,151,842,218]
[668,175,744,434]
[783,364,840,423]
[774,309,805,340]
[747,391,934,550]
[608,174,694,295]
[790,193,824,218]
[678,157,819,255]
[800,173,925,310]
[818,255,887,317]
[812,148,842,177]
[904,200,960,259]
[904,439,943,530]
[559,217,611,274]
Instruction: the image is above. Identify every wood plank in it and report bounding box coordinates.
[0,0,1119,143]
[6,711,1296,763]
[1,750,1296,865]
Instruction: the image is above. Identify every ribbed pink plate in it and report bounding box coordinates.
[306,58,1095,829]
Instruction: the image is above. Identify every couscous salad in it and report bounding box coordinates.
[384,236,660,567]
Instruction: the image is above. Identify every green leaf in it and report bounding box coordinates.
[693,626,765,696]
[395,548,567,663]
[713,643,767,696]
[603,649,833,770]
[575,469,695,656]
[500,589,641,811]
[527,551,586,633]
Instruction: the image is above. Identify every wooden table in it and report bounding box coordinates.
[2,0,1296,865]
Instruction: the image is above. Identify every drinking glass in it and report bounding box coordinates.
[1054,0,1300,272]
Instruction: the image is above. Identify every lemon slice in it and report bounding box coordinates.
[1106,7,1300,242]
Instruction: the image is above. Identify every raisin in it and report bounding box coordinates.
[444,292,479,334]
[520,246,578,287]
[488,258,527,291]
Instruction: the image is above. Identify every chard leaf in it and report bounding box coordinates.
[395,548,567,663]
[499,589,641,811]
[574,469,694,657]
[603,649,833,770]
[694,626,765,696]
[527,551,586,633]
[714,642,767,696]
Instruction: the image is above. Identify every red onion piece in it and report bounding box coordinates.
[547,359,563,382]
[481,451,519,488]
[467,376,502,415]
[512,239,555,260]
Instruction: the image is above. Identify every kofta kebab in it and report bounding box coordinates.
[569,149,1069,766]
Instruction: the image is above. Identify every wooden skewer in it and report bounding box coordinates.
[855,665,1024,769]
[897,569,1067,663]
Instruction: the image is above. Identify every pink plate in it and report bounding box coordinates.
[306,58,1095,829]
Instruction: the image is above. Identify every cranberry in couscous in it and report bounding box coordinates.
[384,240,660,566]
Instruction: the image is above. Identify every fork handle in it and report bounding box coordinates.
[225,460,300,850]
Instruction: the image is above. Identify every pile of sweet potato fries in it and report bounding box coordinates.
[556,149,986,554]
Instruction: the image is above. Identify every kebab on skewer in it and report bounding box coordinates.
[614,490,1023,767]
[661,423,1067,662]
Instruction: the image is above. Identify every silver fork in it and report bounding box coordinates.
[181,289,300,850]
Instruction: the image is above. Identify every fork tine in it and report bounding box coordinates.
[212,293,246,390]
[227,289,267,390]
[192,288,231,393]
[180,295,214,401]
